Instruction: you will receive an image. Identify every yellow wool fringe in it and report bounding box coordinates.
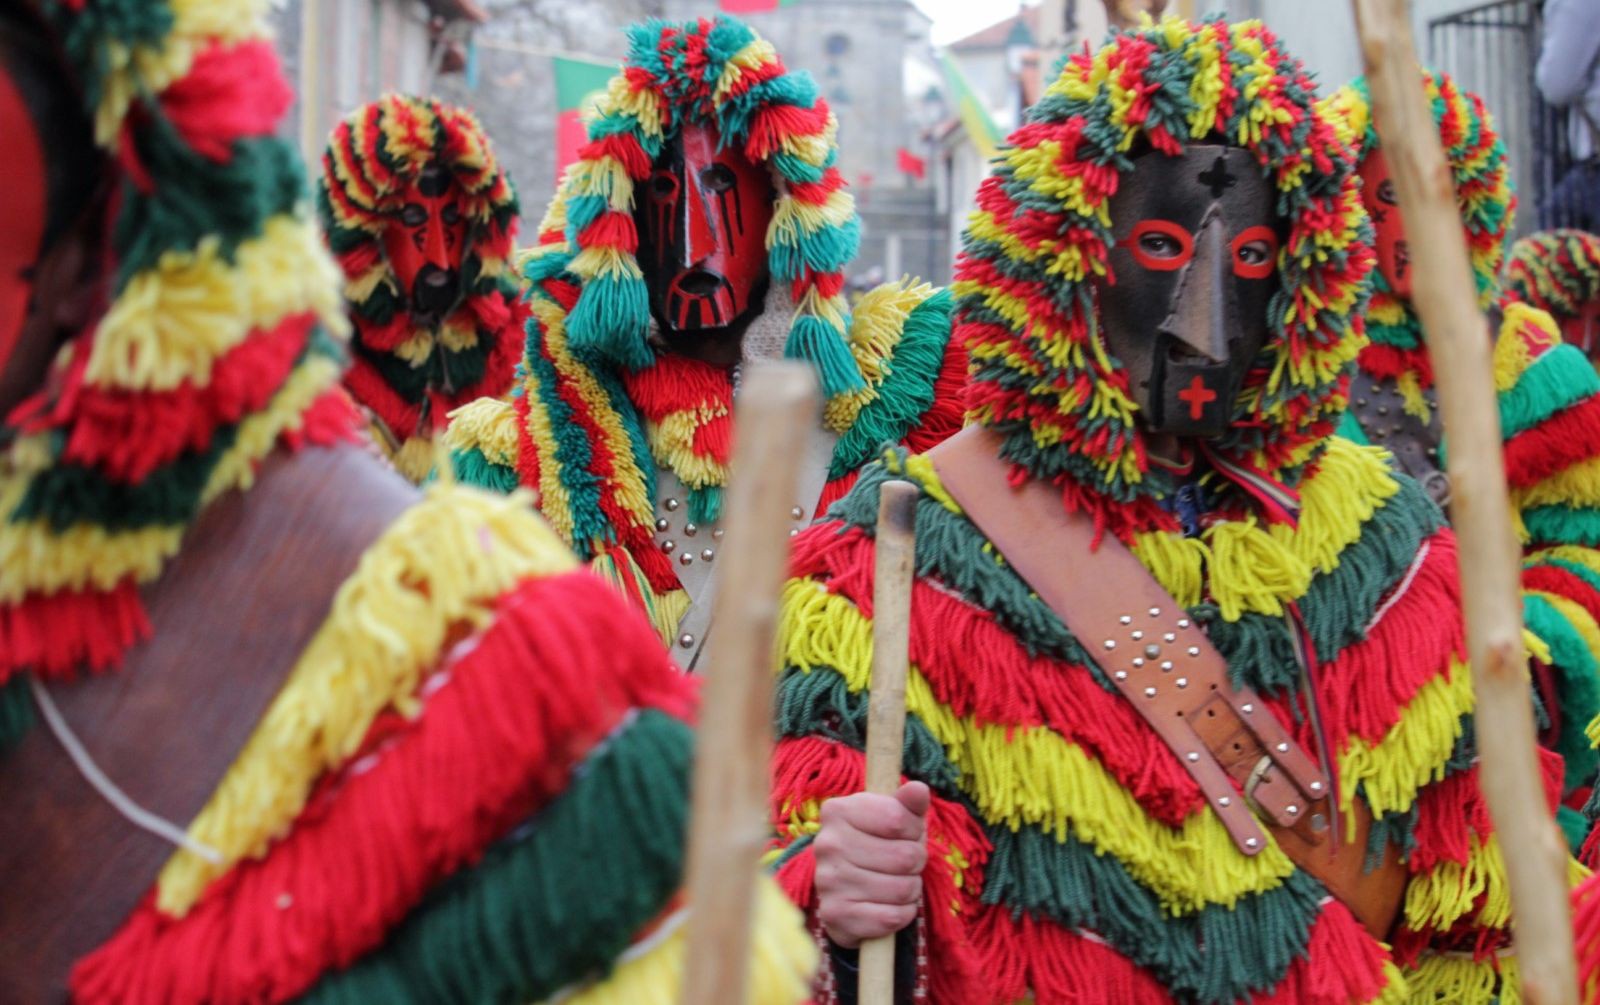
[546,879,817,1005]
[779,578,1297,912]
[156,486,578,915]
[1402,953,1519,1005]
[444,397,522,468]
[646,408,731,491]
[1513,455,1600,512]
[1337,664,1473,822]
[822,277,933,432]
[200,356,342,507]
[389,435,438,484]
[86,215,346,392]
[1403,834,1511,932]
[588,549,689,646]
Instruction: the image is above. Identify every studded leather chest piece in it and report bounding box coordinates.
[1349,369,1449,506]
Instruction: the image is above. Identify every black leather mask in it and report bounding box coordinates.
[1096,145,1281,438]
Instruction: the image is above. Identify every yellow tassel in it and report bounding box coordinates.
[1402,952,1518,1005]
[646,408,732,491]
[1403,834,1510,931]
[157,486,579,916]
[444,397,522,468]
[1513,456,1600,511]
[545,878,817,1005]
[1132,531,1209,609]
[1273,437,1402,575]
[389,435,438,484]
[1203,517,1312,621]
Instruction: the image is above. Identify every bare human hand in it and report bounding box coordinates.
[813,781,929,949]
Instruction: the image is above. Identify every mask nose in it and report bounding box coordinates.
[682,177,717,268]
[1159,212,1231,364]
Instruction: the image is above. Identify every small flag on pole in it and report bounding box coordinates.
[897,147,927,180]
[553,55,616,177]
[937,52,1003,163]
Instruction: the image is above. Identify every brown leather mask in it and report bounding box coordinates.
[635,121,773,344]
[1097,144,1281,438]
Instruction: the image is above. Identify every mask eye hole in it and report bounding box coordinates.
[650,171,680,201]
[1120,219,1194,271]
[1230,225,1279,280]
[700,164,736,192]
[441,204,462,226]
[1375,179,1397,206]
[399,203,427,227]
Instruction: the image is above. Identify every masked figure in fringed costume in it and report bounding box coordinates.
[1325,73,1600,848]
[0,3,814,1001]
[769,18,1577,1003]
[1503,228,1600,364]
[317,94,527,482]
[443,15,966,661]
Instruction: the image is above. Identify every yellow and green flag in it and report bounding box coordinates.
[937,51,1003,162]
[554,55,616,176]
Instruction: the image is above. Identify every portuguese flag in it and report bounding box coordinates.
[554,55,616,177]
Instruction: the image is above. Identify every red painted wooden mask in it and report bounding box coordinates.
[1358,148,1412,301]
[0,65,47,375]
[379,163,469,326]
[635,121,773,336]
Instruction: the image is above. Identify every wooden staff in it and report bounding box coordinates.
[679,362,820,1004]
[860,480,919,1004]
[1349,2,1577,1001]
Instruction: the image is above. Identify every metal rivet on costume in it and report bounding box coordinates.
[1143,644,1159,659]
[1186,752,1200,762]
[713,528,725,539]
[1176,677,1188,688]
[789,528,800,537]
[1177,618,1191,629]
[1144,686,1157,698]
[1103,639,1116,650]
[1187,646,1201,657]
[701,548,715,562]
[1275,742,1289,753]
[1286,804,1300,815]
[1131,630,1144,641]
[679,634,695,648]
[655,518,670,532]
[1310,781,1324,794]
[791,506,805,520]
[1246,837,1259,850]
[1148,607,1161,617]
[680,552,694,566]
[1376,405,1390,416]
[685,523,698,537]
[1310,813,1329,832]
[1119,615,1133,625]
[1163,632,1176,643]
[1115,671,1128,681]
[1241,703,1254,714]
[660,540,676,552]
[665,498,680,511]
[1356,398,1368,407]
[1160,660,1173,671]
[1132,658,1145,668]
[1219,796,1232,807]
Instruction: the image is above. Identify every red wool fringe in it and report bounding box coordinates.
[71,570,694,1004]
[966,908,1171,1005]
[1248,899,1395,1005]
[1574,872,1600,1001]
[1503,394,1600,491]
[0,582,151,681]
[278,389,363,451]
[62,314,315,482]
[1356,342,1434,389]
[159,41,292,162]
[1524,564,1600,631]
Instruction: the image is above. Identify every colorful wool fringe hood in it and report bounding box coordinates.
[318,94,528,482]
[1322,69,1513,412]
[550,14,864,396]
[445,14,966,643]
[1326,75,1600,839]
[1,2,816,1001]
[769,18,1574,1003]
[1503,228,1600,329]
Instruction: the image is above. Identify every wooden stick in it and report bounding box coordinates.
[1349,3,1577,1002]
[859,480,920,1005]
[679,362,820,1005]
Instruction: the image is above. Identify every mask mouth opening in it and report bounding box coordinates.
[1165,340,1221,368]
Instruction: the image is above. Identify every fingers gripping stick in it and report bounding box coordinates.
[860,480,919,1005]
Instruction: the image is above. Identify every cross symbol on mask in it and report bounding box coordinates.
[1198,155,1237,200]
[1177,375,1218,420]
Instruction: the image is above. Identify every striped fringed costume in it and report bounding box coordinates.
[1325,75,1600,846]
[317,95,528,482]
[444,15,965,646]
[2,3,813,1001]
[768,19,1576,1003]
[1503,228,1600,341]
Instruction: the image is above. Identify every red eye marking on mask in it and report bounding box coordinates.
[1230,225,1278,280]
[1119,219,1194,271]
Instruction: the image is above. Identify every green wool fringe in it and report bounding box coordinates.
[1523,594,1600,789]
[449,447,521,495]
[785,316,867,398]
[1498,340,1600,440]
[566,274,654,372]
[1526,505,1600,548]
[829,288,953,479]
[0,675,35,756]
[300,709,693,1004]
[982,827,1326,1005]
[1559,805,1588,853]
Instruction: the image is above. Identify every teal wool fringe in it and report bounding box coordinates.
[566,273,654,372]
[785,315,867,398]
